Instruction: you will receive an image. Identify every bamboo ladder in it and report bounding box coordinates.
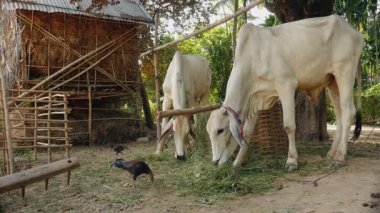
[0,89,72,175]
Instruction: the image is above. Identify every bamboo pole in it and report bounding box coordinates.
[154,9,161,139]
[12,126,70,131]
[9,89,74,94]
[47,92,52,162]
[7,144,72,149]
[88,86,92,146]
[33,94,37,160]
[64,94,69,158]
[47,37,132,91]
[157,104,221,119]
[140,0,264,57]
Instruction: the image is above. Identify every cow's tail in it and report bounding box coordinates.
[351,110,362,141]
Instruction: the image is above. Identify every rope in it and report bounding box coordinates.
[276,168,337,187]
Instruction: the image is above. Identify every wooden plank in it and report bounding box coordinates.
[0,158,80,194]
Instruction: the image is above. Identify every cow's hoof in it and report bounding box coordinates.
[326,153,334,161]
[176,154,186,161]
[331,160,345,170]
[285,163,298,172]
[232,160,242,168]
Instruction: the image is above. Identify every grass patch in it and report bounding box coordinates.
[135,113,288,200]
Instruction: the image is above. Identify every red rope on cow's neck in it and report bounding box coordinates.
[221,105,244,140]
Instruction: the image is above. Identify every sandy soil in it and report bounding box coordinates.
[1,126,379,213]
[130,157,380,213]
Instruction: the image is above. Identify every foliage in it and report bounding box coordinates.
[186,26,233,102]
[361,83,380,124]
[363,82,380,96]
[335,0,379,89]
[141,25,233,104]
[327,83,380,124]
[261,14,280,27]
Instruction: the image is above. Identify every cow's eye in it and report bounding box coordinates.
[217,129,224,135]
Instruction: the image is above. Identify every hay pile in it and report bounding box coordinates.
[69,109,145,145]
[0,4,22,91]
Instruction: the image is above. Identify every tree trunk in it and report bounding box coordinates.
[140,78,154,130]
[265,0,333,142]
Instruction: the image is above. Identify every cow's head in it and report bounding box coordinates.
[206,109,238,166]
[160,115,194,160]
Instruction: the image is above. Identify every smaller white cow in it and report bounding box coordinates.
[207,15,364,170]
[156,51,211,159]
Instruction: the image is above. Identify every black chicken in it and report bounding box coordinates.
[112,159,154,187]
[111,145,126,155]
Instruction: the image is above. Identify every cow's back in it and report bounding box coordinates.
[238,15,363,91]
[163,51,211,109]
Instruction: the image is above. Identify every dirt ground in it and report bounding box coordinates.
[0,126,379,213]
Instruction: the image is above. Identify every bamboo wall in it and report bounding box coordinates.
[13,10,144,145]
[19,10,141,87]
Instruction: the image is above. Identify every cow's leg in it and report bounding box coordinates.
[156,96,173,154]
[194,92,209,127]
[326,80,342,159]
[278,86,298,172]
[161,96,173,129]
[233,115,257,167]
[333,72,356,168]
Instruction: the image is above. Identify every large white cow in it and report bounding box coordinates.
[207,15,364,170]
[156,51,211,159]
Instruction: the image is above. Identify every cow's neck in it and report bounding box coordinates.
[223,68,252,122]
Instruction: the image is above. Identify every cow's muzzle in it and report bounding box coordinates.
[212,159,219,166]
[176,154,186,161]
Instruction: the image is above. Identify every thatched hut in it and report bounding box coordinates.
[0,0,153,146]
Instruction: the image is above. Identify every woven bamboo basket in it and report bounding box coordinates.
[250,101,288,156]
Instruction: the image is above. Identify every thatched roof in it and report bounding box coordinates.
[3,0,153,25]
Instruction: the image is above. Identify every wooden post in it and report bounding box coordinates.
[63,94,69,158]
[154,9,161,139]
[47,92,52,162]
[140,74,154,129]
[33,94,37,160]
[88,86,92,146]
[0,70,14,174]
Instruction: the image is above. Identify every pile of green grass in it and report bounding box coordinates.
[137,113,287,200]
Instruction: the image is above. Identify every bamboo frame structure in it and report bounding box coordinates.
[0,89,72,173]
[0,2,149,182]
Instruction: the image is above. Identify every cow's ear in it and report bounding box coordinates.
[229,117,245,148]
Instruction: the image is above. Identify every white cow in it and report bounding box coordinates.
[156,51,211,159]
[207,15,364,170]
